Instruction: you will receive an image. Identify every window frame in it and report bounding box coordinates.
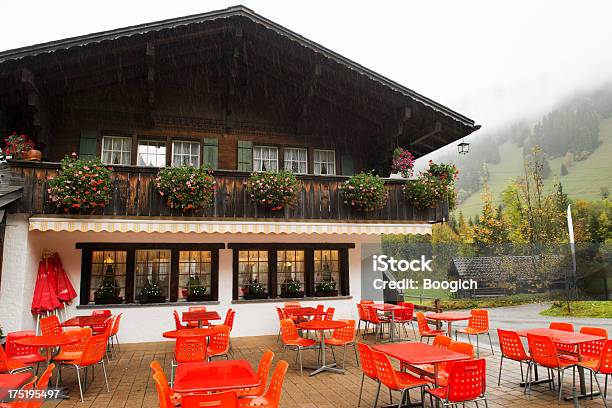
[101,136,132,166]
[137,139,167,167]
[172,140,201,168]
[253,145,279,172]
[229,243,353,300]
[313,149,336,175]
[77,243,223,305]
[283,147,308,174]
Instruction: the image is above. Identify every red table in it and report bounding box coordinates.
[62,315,111,328]
[15,334,80,367]
[162,327,220,339]
[0,373,31,401]
[369,304,409,342]
[426,312,472,336]
[181,311,221,328]
[298,320,346,376]
[286,307,326,319]
[173,360,259,393]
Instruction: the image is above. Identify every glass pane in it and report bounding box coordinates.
[179,250,212,301]
[90,250,127,304]
[134,249,171,302]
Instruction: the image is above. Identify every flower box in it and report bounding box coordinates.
[243,292,269,300]
[138,295,166,304]
[94,296,123,305]
[280,291,304,299]
[315,290,338,297]
[186,294,212,302]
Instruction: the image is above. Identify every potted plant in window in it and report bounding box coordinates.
[186,275,209,301]
[138,282,166,304]
[315,280,338,297]
[247,170,300,211]
[242,279,268,300]
[280,278,304,298]
[94,256,123,305]
[2,132,35,160]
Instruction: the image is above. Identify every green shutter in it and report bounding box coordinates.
[237,140,253,171]
[79,130,99,160]
[341,152,354,176]
[203,138,218,169]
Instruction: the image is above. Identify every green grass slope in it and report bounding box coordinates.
[457,117,612,219]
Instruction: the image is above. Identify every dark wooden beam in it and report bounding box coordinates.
[411,121,442,146]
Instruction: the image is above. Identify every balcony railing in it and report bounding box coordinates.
[7,161,448,222]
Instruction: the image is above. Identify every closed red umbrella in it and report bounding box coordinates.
[53,253,77,303]
[31,257,62,314]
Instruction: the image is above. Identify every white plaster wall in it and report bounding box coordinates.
[1,221,381,343]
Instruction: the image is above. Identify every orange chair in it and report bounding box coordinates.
[356,303,368,335]
[284,301,301,307]
[236,350,275,398]
[173,310,187,330]
[187,306,207,328]
[455,309,494,357]
[356,342,379,407]
[153,371,174,408]
[402,335,454,376]
[549,322,577,354]
[497,328,531,385]
[238,360,288,408]
[0,341,33,374]
[40,315,63,336]
[208,325,231,360]
[312,304,326,321]
[55,334,110,402]
[5,331,45,368]
[6,376,37,408]
[150,361,182,406]
[53,328,92,362]
[213,309,236,349]
[394,302,417,339]
[415,312,445,343]
[372,349,429,407]
[430,341,474,387]
[577,339,612,402]
[183,391,239,408]
[360,299,374,304]
[275,307,287,342]
[109,313,122,353]
[427,359,488,407]
[525,333,575,401]
[324,320,358,369]
[91,310,112,334]
[323,307,335,321]
[579,326,608,362]
[23,364,55,408]
[279,319,315,376]
[365,305,390,339]
[171,336,207,386]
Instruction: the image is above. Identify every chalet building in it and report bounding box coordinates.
[0,6,478,342]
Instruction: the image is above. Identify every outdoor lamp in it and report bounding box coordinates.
[458,140,470,155]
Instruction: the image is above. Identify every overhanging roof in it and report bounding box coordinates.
[0,5,476,129]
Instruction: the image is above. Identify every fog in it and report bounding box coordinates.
[3,1,612,146]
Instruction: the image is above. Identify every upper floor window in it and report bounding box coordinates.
[172,141,200,167]
[102,136,131,165]
[284,148,307,174]
[137,140,166,167]
[253,146,278,172]
[313,149,336,175]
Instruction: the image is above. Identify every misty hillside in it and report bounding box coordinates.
[449,85,612,219]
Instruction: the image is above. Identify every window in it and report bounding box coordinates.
[238,250,269,299]
[172,141,200,167]
[253,146,278,172]
[179,251,212,301]
[284,148,307,174]
[277,250,305,297]
[78,243,221,305]
[137,140,166,167]
[135,250,171,303]
[101,136,131,165]
[313,149,336,175]
[90,251,127,303]
[314,250,340,296]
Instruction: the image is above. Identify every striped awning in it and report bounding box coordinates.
[28,217,432,235]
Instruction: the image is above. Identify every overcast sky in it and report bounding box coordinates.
[3,1,612,137]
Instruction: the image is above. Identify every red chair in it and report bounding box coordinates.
[455,309,494,357]
[152,371,175,408]
[109,313,122,353]
[208,325,231,360]
[365,305,390,339]
[6,376,37,408]
[323,307,335,321]
[549,321,577,354]
[53,328,92,362]
[4,331,45,368]
[497,328,531,385]
[56,334,110,402]
[415,312,445,343]
[284,301,301,307]
[279,319,315,376]
[236,350,275,397]
[525,333,575,401]
[578,339,612,402]
[427,359,488,407]
[0,341,33,374]
[324,320,358,369]
[173,310,187,330]
[312,304,326,321]
[183,391,239,408]
[25,364,55,408]
[394,302,417,339]
[360,299,374,304]
[150,361,182,406]
[40,315,63,336]
[171,336,207,386]
[579,326,608,362]
[91,310,112,334]
[356,342,379,407]
[187,306,207,328]
[238,360,288,408]
[356,303,368,335]
[275,307,287,342]
[372,349,429,408]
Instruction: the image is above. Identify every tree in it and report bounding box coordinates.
[472,184,507,246]
[561,163,568,176]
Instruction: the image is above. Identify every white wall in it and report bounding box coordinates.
[0,217,381,343]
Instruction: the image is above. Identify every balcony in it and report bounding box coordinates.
[7,161,447,223]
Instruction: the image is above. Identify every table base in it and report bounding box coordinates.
[303,362,344,376]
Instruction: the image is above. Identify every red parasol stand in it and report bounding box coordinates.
[32,253,63,333]
[52,253,77,303]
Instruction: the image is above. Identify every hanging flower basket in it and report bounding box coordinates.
[341,171,387,212]
[156,166,216,211]
[247,170,300,210]
[47,157,113,213]
[391,147,415,178]
[403,161,459,209]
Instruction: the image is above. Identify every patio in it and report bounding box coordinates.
[41,331,606,408]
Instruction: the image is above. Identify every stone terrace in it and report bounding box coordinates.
[42,331,607,408]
